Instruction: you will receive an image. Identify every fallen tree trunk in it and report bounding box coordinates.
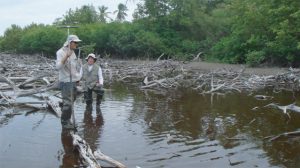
[43,95,62,117]
[72,132,127,168]
[72,133,102,168]
[94,150,126,168]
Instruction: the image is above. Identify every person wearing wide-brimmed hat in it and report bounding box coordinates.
[81,53,104,110]
[56,34,82,129]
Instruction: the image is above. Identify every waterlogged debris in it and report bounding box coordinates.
[251,106,260,111]
[264,103,300,119]
[224,135,247,141]
[228,159,245,166]
[94,150,126,168]
[72,132,127,168]
[248,118,256,125]
[72,133,101,168]
[264,129,300,142]
[254,95,273,100]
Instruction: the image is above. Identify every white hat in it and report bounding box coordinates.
[63,35,81,46]
[85,53,97,61]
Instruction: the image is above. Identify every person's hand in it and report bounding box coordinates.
[62,49,73,64]
[66,49,73,58]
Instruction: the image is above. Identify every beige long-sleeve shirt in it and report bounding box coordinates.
[56,47,82,82]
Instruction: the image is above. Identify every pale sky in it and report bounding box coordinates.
[0,0,139,36]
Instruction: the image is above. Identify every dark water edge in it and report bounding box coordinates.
[1,83,300,168]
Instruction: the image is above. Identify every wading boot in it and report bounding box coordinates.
[58,101,63,109]
[86,102,92,111]
[61,119,75,130]
[96,94,103,106]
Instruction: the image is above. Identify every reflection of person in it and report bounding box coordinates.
[56,35,82,129]
[81,53,104,109]
[60,130,80,167]
[83,106,104,151]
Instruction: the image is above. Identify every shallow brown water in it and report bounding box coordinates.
[1,83,300,168]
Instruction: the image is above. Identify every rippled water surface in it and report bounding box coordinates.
[1,83,300,168]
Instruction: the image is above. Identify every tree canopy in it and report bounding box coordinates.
[0,0,299,67]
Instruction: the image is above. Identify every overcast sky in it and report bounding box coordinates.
[0,0,139,36]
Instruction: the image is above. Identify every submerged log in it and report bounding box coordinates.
[43,96,62,117]
[94,150,126,168]
[72,133,102,168]
[254,95,273,100]
[72,132,127,168]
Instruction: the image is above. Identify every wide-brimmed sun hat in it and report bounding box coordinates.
[85,53,97,61]
[63,35,81,46]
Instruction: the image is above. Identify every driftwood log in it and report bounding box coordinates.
[72,133,102,168]
[72,132,126,168]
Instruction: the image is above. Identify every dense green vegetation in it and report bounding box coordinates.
[0,0,299,67]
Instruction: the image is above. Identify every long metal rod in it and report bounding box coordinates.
[69,46,76,130]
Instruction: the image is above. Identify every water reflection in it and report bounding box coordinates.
[2,83,300,167]
[83,105,104,152]
[59,105,104,168]
[125,87,300,167]
[60,130,80,168]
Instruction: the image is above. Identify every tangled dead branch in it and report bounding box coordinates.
[102,59,299,95]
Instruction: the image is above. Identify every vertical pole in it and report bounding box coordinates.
[68,31,75,130]
[69,43,76,130]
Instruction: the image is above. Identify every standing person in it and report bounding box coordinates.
[56,35,82,129]
[81,53,104,109]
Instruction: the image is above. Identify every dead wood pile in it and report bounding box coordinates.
[0,54,58,110]
[103,59,300,94]
[1,53,300,106]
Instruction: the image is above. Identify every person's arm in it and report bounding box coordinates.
[56,50,64,70]
[56,48,72,70]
